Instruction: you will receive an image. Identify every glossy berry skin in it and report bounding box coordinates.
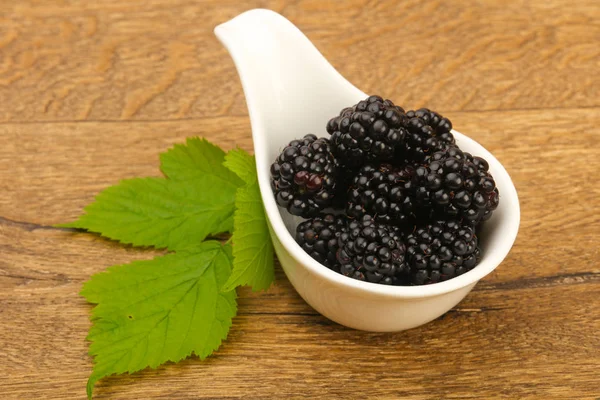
[413,147,500,225]
[347,163,417,234]
[336,215,409,285]
[403,108,456,163]
[271,134,340,217]
[326,95,408,167]
[406,220,481,285]
[406,108,453,137]
[295,214,346,270]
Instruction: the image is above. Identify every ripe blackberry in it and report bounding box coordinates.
[326,95,408,167]
[296,214,346,270]
[346,163,417,233]
[403,108,456,162]
[413,147,500,225]
[406,220,481,285]
[336,215,409,285]
[271,134,340,217]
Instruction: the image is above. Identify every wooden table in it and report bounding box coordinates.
[1,1,599,399]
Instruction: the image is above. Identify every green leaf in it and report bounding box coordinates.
[222,150,274,292]
[81,241,237,399]
[60,138,243,249]
[223,147,257,184]
[59,176,237,250]
[160,137,242,185]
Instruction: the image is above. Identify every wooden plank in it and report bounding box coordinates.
[0,0,599,123]
[1,216,599,308]
[1,109,598,285]
[1,109,597,227]
[0,223,598,399]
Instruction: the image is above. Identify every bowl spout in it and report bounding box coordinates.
[215,9,365,143]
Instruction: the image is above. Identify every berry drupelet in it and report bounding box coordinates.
[295,214,346,270]
[406,108,453,138]
[336,215,409,285]
[346,163,417,233]
[271,134,340,217]
[403,108,456,163]
[413,147,500,225]
[406,220,481,285]
[326,95,408,167]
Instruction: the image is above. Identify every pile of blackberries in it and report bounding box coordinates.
[270,95,499,286]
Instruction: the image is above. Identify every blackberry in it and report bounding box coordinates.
[403,108,456,162]
[346,163,417,233]
[336,215,409,285]
[326,95,408,167]
[271,134,340,217]
[295,214,346,270]
[406,220,481,285]
[413,147,499,225]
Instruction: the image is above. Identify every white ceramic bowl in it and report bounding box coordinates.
[267,130,520,332]
[216,9,520,332]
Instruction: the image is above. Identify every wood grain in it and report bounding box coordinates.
[1,222,599,400]
[0,0,599,122]
[1,0,599,399]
